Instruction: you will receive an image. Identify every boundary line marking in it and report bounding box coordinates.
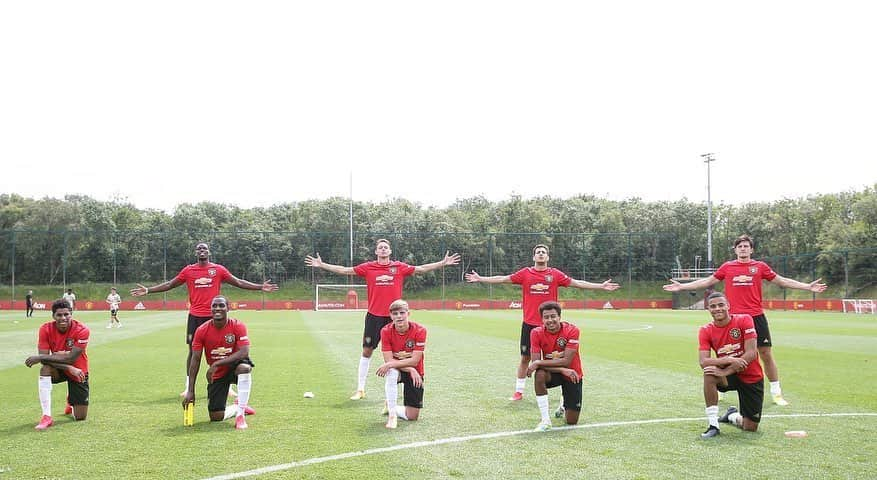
[202,412,877,480]
[610,324,653,332]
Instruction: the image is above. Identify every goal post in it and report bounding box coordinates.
[315,284,368,311]
[841,299,876,314]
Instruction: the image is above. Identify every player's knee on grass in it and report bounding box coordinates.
[742,418,759,432]
[407,407,420,421]
[72,406,88,421]
[563,406,580,425]
[209,411,226,421]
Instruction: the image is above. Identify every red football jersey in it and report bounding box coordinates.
[353,261,416,316]
[191,318,250,380]
[37,319,90,379]
[713,260,777,316]
[530,321,583,377]
[509,267,573,326]
[698,313,764,383]
[380,320,427,376]
[174,262,232,316]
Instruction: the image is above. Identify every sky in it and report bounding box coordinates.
[2,1,875,213]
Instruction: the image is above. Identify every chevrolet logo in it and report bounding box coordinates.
[194,277,212,285]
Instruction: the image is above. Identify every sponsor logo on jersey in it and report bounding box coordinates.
[731,275,753,284]
[730,328,741,339]
[224,334,236,344]
[393,350,413,360]
[210,346,233,358]
[531,283,550,292]
[375,274,394,282]
[717,343,741,356]
[194,277,213,285]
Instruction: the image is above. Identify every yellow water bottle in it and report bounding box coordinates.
[184,402,194,426]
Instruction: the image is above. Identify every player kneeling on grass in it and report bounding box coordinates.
[25,299,91,430]
[526,301,583,432]
[699,292,764,438]
[182,296,255,430]
[375,299,426,429]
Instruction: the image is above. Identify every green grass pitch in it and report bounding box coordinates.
[1,308,875,479]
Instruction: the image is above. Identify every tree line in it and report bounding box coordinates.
[1,186,874,294]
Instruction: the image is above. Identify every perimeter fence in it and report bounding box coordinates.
[0,230,873,307]
[0,230,675,303]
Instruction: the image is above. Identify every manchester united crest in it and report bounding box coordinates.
[405,339,415,349]
[208,268,217,276]
[748,266,757,274]
[389,266,397,274]
[544,274,553,283]
[66,338,75,349]
[557,337,567,348]
[224,334,236,344]
[730,328,741,339]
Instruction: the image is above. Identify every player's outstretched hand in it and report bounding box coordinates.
[130,284,148,296]
[464,270,481,283]
[261,280,279,292]
[810,278,828,293]
[662,279,682,292]
[443,251,461,266]
[601,279,621,291]
[304,254,323,268]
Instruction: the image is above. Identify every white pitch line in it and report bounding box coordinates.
[201,412,877,480]
[611,324,654,332]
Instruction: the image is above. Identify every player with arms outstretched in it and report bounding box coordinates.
[306,238,458,400]
[664,234,826,405]
[466,244,618,402]
[131,242,277,396]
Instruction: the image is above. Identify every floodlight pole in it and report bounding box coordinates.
[701,153,716,270]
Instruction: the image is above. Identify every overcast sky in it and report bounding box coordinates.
[2,1,875,213]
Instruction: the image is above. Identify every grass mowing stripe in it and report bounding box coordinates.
[2,309,875,479]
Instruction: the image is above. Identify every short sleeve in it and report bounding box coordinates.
[509,268,528,285]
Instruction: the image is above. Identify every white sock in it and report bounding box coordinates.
[770,381,782,396]
[728,412,743,428]
[357,356,371,391]
[536,395,550,424]
[184,376,190,392]
[515,377,526,393]
[395,405,408,420]
[236,374,252,417]
[705,405,719,428]
[223,405,237,420]
[384,368,399,416]
[39,376,53,416]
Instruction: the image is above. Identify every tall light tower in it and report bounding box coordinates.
[701,153,716,270]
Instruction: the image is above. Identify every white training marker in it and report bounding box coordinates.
[784,430,808,438]
[303,391,315,398]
